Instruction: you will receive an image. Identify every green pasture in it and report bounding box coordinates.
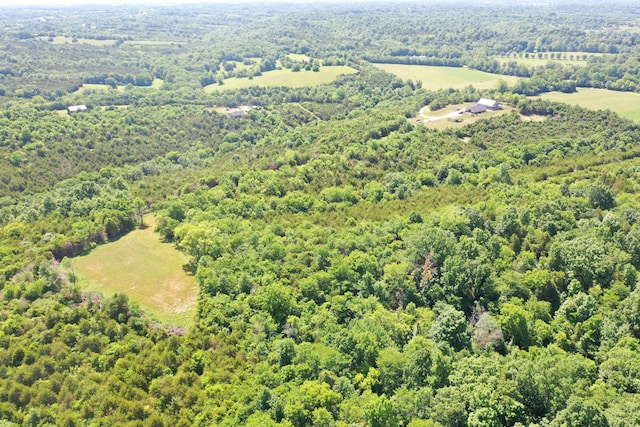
[75,216,198,328]
[373,64,521,90]
[205,66,358,92]
[539,88,640,121]
[37,36,116,46]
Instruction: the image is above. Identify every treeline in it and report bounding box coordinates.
[2,1,640,104]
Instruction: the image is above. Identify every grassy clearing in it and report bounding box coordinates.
[76,84,111,93]
[288,53,311,62]
[150,78,163,89]
[37,36,116,46]
[205,66,358,92]
[373,64,521,90]
[538,88,640,121]
[219,60,257,73]
[418,103,517,130]
[73,79,164,94]
[75,216,198,328]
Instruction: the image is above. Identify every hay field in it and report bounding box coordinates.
[539,88,640,121]
[373,64,521,90]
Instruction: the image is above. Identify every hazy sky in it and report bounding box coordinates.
[0,0,338,5]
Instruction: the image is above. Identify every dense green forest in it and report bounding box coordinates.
[2,1,640,426]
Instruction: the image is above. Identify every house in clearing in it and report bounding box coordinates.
[465,98,501,114]
[227,105,253,118]
[228,109,247,118]
[67,105,88,115]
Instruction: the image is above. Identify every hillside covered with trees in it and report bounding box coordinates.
[1,1,640,426]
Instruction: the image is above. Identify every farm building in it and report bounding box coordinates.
[67,105,88,114]
[477,98,500,109]
[466,104,488,114]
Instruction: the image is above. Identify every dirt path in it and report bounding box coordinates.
[418,105,465,122]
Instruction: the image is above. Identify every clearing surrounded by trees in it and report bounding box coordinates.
[75,216,197,328]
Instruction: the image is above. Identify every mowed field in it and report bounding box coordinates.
[372,64,521,90]
[205,66,358,92]
[539,88,640,121]
[75,216,198,328]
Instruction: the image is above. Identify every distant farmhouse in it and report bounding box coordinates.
[67,105,88,115]
[465,98,501,114]
[226,105,255,118]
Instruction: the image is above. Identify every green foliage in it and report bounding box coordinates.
[1,3,640,426]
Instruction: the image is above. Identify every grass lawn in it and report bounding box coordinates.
[205,66,358,92]
[37,36,116,46]
[373,64,521,90]
[75,216,198,328]
[538,88,640,121]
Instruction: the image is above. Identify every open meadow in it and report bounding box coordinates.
[372,64,521,90]
[75,216,198,328]
[205,66,358,92]
[539,88,640,121]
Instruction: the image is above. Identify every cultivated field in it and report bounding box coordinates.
[75,216,198,328]
[539,88,640,121]
[205,66,358,92]
[373,64,521,90]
